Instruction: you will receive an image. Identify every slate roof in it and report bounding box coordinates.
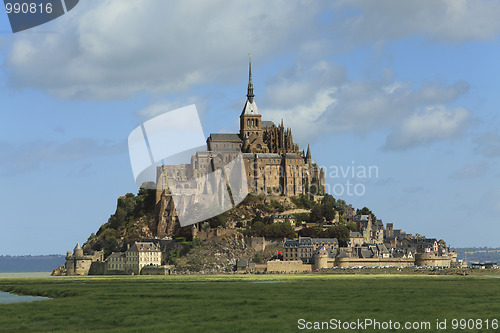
[256,153,281,158]
[127,242,160,253]
[350,232,363,238]
[261,121,275,128]
[419,238,437,244]
[242,153,282,159]
[328,249,338,258]
[360,249,373,258]
[107,252,126,260]
[284,237,338,248]
[376,244,389,254]
[209,133,242,142]
[241,99,261,116]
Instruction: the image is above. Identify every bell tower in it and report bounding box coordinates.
[240,54,262,139]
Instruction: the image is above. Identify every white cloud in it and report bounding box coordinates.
[383,105,470,150]
[331,0,500,45]
[4,0,323,99]
[261,60,470,147]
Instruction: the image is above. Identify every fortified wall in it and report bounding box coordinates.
[267,259,312,273]
[333,257,415,269]
[415,253,454,267]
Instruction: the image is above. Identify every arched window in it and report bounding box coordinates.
[251,119,254,127]
[247,119,250,126]
[256,119,259,127]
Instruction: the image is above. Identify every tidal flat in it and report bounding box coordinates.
[0,274,499,332]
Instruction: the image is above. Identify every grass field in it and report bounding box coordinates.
[0,274,499,332]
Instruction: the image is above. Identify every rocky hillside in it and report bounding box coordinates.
[82,188,308,259]
[83,187,159,257]
[172,230,282,274]
[82,185,362,268]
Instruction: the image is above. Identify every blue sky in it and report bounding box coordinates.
[1,0,500,255]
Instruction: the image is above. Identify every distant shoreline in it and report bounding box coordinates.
[0,272,52,279]
[0,255,64,273]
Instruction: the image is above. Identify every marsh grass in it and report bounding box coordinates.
[0,274,499,332]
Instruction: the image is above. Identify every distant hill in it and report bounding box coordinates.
[454,248,500,262]
[0,255,65,272]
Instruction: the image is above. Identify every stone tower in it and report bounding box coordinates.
[239,54,262,139]
[306,145,312,164]
[74,242,83,257]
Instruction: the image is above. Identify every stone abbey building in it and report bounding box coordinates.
[154,57,325,236]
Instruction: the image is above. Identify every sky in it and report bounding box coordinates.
[1,0,500,255]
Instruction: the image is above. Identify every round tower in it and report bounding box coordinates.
[313,247,329,270]
[74,242,84,257]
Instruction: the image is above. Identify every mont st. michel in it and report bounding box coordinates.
[53,59,458,276]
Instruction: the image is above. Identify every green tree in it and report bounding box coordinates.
[252,253,263,263]
[103,237,120,258]
[310,205,324,223]
[251,222,265,236]
[357,207,376,223]
[208,214,226,228]
[346,222,358,232]
[334,199,347,216]
[279,222,295,239]
[299,227,317,238]
[291,194,315,209]
[321,194,336,221]
[108,206,127,230]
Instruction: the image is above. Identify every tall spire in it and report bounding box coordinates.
[247,53,254,102]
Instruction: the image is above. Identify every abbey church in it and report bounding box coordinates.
[154,57,324,236]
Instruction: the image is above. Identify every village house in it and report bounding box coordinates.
[106,252,126,272]
[125,242,162,275]
[283,237,338,264]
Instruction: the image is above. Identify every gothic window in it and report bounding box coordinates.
[251,119,254,126]
[247,119,250,126]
